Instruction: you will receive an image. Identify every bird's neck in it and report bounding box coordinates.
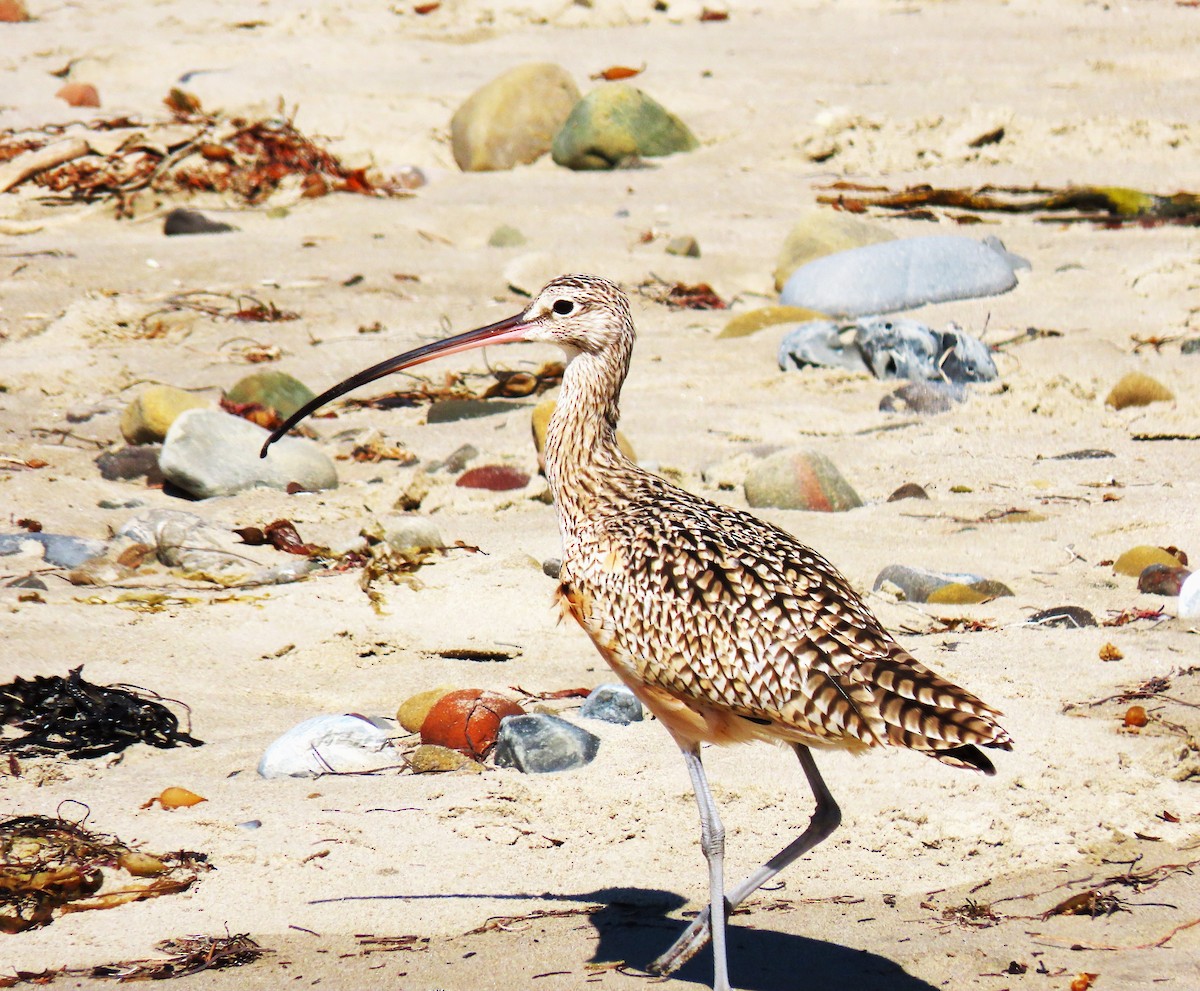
[544,349,638,529]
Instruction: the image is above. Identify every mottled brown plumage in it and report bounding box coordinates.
[262,274,1012,991]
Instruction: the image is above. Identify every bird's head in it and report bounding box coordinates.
[260,274,632,458]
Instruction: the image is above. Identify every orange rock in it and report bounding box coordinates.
[420,689,524,759]
[56,82,101,108]
[0,0,30,22]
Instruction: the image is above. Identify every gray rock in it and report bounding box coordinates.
[665,235,700,258]
[7,574,48,589]
[257,714,399,778]
[778,321,869,374]
[161,408,337,498]
[164,207,235,235]
[493,714,600,773]
[879,381,967,415]
[873,564,1013,604]
[95,445,164,483]
[0,532,107,568]
[780,235,1029,318]
[744,450,862,512]
[426,400,510,424]
[451,63,581,172]
[542,557,562,579]
[856,317,998,383]
[580,684,643,724]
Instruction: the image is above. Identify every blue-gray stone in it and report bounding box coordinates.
[160,408,337,499]
[777,321,869,374]
[0,532,107,568]
[855,317,998,383]
[580,684,643,724]
[873,564,988,602]
[879,381,967,415]
[493,714,599,773]
[779,235,1029,318]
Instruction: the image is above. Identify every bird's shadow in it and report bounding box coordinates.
[585,888,939,991]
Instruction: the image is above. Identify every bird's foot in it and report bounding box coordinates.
[648,905,712,977]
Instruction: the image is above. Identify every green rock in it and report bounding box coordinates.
[226,370,316,419]
[451,63,581,172]
[488,224,528,247]
[773,209,896,291]
[120,385,207,444]
[1113,545,1183,577]
[551,84,698,171]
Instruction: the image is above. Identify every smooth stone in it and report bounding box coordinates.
[719,305,828,340]
[773,209,896,291]
[1138,564,1191,596]
[1049,449,1114,461]
[409,744,482,774]
[96,445,165,483]
[1182,339,1200,356]
[1179,572,1200,619]
[887,482,929,501]
[120,386,207,444]
[427,399,511,423]
[257,714,399,778]
[493,714,600,773]
[532,399,635,466]
[397,687,456,734]
[163,207,235,235]
[1027,605,1098,628]
[1104,372,1174,410]
[542,557,562,579]
[98,497,146,510]
[879,381,967,415]
[665,235,700,257]
[7,574,48,589]
[160,408,337,498]
[855,317,998,383]
[437,443,478,474]
[0,532,107,568]
[456,465,530,491]
[873,564,1013,604]
[56,82,100,108]
[744,449,861,512]
[451,63,580,172]
[778,321,869,374]
[226,370,316,420]
[488,224,528,247]
[1113,545,1184,577]
[384,516,445,555]
[551,84,698,171]
[780,235,1029,318]
[580,684,643,725]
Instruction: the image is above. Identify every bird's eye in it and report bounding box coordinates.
[552,299,575,316]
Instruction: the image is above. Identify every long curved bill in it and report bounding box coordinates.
[260,310,534,458]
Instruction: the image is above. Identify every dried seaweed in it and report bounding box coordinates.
[0,666,202,759]
[0,813,209,934]
[637,276,728,309]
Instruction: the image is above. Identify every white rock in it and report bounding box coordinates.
[258,714,399,779]
[1179,571,1200,619]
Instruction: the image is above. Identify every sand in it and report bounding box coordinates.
[2,1,1199,988]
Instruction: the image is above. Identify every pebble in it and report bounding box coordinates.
[879,381,967,415]
[777,321,868,374]
[429,443,478,474]
[120,385,207,444]
[226,370,316,420]
[580,684,643,724]
[665,235,700,258]
[887,482,929,501]
[493,714,600,773]
[873,564,1013,604]
[1027,605,1098,629]
[551,84,698,170]
[0,1,30,22]
[7,574,48,590]
[420,689,526,759]
[779,235,1029,318]
[160,408,337,498]
[163,207,235,236]
[409,744,483,774]
[1112,545,1185,578]
[384,516,445,555]
[1137,564,1191,596]
[451,63,581,172]
[542,557,562,579]
[56,82,100,108]
[1049,449,1114,461]
[773,209,896,291]
[488,224,528,247]
[743,449,861,512]
[427,399,511,424]
[0,532,107,568]
[1182,339,1200,356]
[719,305,828,340]
[1179,572,1200,619]
[397,686,455,734]
[456,465,531,491]
[95,445,165,483]
[257,714,399,778]
[1104,372,1174,410]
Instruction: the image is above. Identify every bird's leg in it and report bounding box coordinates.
[668,743,733,991]
[650,744,842,979]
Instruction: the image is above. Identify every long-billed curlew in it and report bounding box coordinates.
[262,275,1012,991]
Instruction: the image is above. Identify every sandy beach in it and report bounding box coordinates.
[2,1,1199,989]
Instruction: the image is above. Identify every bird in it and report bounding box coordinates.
[261,274,1013,991]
